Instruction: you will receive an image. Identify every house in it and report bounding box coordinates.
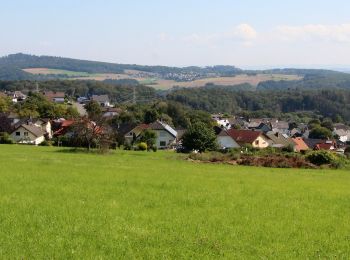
[292,137,309,152]
[102,107,122,118]
[121,121,177,149]
[10,123,45,145]
[333,129,349,143]
[217,130,240,149]
[91,95,110,107]
[122,124,149,145]
[52,119,75,137]
[271,121,289,135]
[225,129,270,149]
[304,139,337,151]
[266,132,295,149]
[147,121,178,149]
[13,118,52,139]
[6,91,27,103]
[43,91,65,103]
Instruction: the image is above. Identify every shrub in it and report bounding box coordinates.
[0,132,14,144]
[137,142,148,151]
[306,150,337,166]
[151,146,158,152]
[39,140,53,146]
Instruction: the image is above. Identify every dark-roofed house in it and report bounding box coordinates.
[91,95,110,107]
[226,129,270,149]
[266,132,295,149]
[10,123,45,145]
[43,91,65,103]
[217,130,241,149]
[147,121,177,149]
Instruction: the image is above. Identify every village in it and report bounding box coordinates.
[1,89,349,156]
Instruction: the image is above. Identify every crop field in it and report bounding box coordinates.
[0,145,349,258]
[23,68,302,90]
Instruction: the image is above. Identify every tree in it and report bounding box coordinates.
[70,117,114,151]
[0,96,11,113]
[321,119,334,131]
[85,100,102,120]
[309,126,333,139]
[182,122,218,152]
[139,129,157,150]
[144,109,158,124]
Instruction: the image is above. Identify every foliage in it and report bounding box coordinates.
[309,126,333,139]
[139,130,157,150]
[84,100,102,120]
[0,132,14,144]
[182,122,218,152]
[137,142,148,151]
[306,150,338,166]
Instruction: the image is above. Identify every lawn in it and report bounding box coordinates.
[0,145,350,258]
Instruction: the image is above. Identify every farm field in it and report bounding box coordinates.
[23,68,302,90]
[0,145,350,258]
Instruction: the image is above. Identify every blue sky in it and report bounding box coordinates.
[1,0,350,68]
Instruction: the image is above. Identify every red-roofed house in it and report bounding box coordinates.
[226,129,270,149]
[292,137,309,152]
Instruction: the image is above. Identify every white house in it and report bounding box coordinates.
[91,95,111,107]
[148,121,177,149]
[10,124,45,145]
[217,130,240,149]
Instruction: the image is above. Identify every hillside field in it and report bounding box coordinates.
[0,145,350,258]
[23,68,302,90]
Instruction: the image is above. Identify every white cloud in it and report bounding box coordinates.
[275,23,350,43]
[181,23,257,47]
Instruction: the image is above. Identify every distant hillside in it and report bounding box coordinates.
[0,53,350,90]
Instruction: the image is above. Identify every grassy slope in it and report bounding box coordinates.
[0,145,350,258]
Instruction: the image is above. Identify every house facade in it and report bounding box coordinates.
[226,129,270,149]
[10,124,45,145]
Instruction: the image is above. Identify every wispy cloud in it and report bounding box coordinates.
[275,23,350,43]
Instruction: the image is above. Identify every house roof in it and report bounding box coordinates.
[148,121,177,137]
[303,138,336,150]
[292,137,309,151]
[92,95,109,103]
[334,123,350,131]
[266,132,294,147]
[43,91,65,99]
[13,124,44,137]
[226,129,263,144]
[315,143,334,150]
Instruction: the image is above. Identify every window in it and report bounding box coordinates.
[255,140,259,145]
[160,141,166,147]
[16,132,20,136]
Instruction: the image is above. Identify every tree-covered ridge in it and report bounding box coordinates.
[167,87,350,123]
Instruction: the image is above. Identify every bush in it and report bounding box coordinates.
[151,146,157,152]
[0,132,14,144]
[39,140,53,146]
[137,142,148,151]
[306,150,337,166]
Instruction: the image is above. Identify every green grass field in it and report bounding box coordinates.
[1,145,350,258]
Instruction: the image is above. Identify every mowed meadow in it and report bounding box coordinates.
[0,145,350,258]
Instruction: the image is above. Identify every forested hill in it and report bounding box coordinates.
[0,53,242,80]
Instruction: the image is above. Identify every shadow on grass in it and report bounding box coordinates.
[53,147,113,155]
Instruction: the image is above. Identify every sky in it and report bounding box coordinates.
[1,0,350,68]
